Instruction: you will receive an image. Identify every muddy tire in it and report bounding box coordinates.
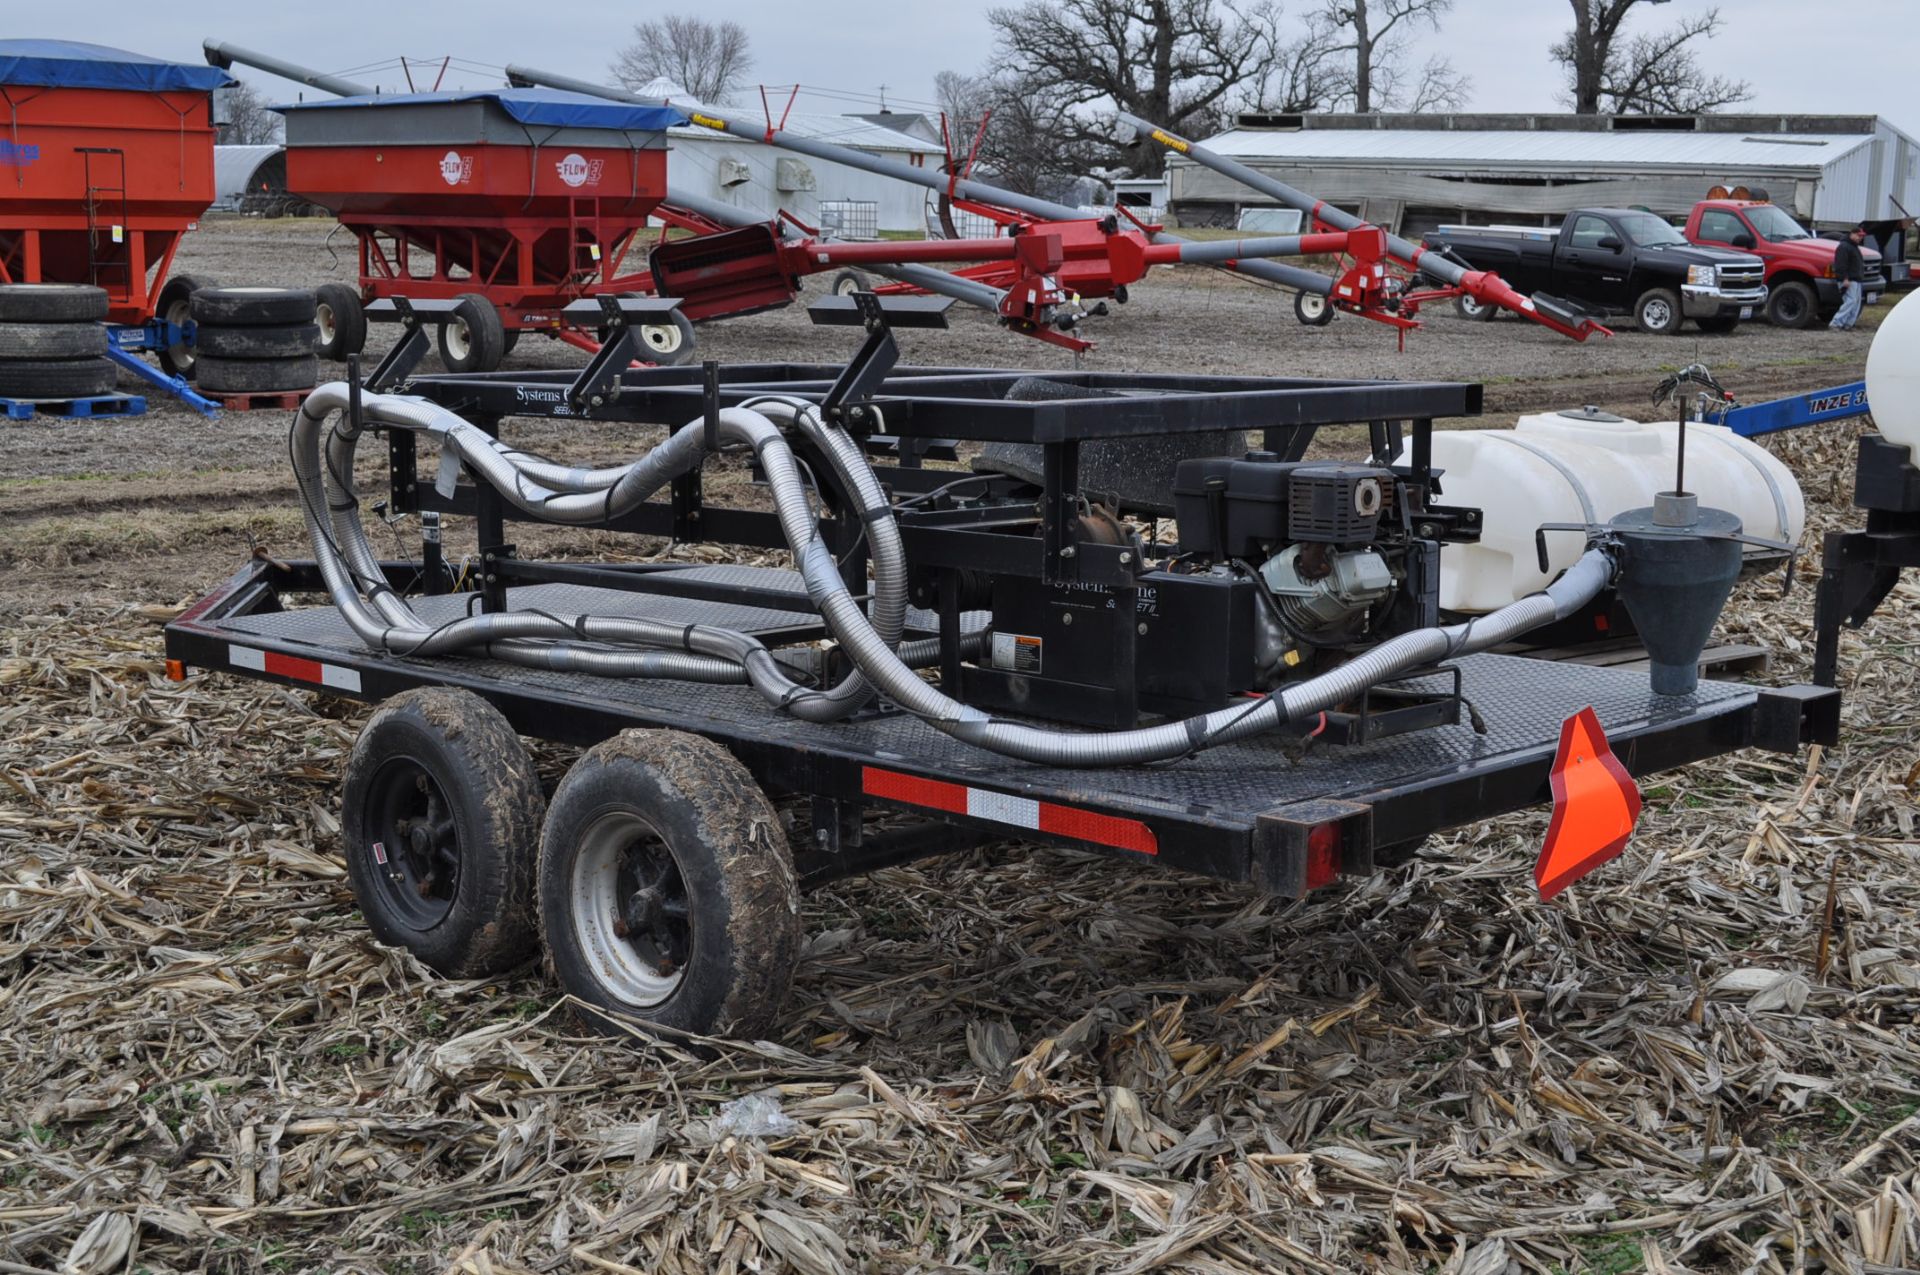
[314,283,367,361]
[830,269,870,297]
[341,688,545,977]
[538,730,799,1040]
[437,293,506,373]
[0,322,107,360]
[1454,293,1495,321]
[155,274,208,378]
[1765,279,1817,330]
[0,357,117,399]
[0,284,109,323]
[191,286,317,327]
[1634,287,1683,335]
[196,353,319,393]
[195,323,319,359]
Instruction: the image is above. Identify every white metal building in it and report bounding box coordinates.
[211,144,286,211]
[1168,113,1920,242]
[636,79,944,235]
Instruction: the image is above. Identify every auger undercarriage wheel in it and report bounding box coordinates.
[538,729,800,1040]
[1294,290,1334,326]
[830,269,871,297]
[636,309,697,366]
[341,688,545,977]
[1454,293,1495,321]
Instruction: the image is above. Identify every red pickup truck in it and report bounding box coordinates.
[1684,200,1885,328]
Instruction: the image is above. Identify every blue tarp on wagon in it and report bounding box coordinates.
[0,40,233,92]
[275,88,687,132]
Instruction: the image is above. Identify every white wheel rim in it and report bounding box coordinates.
[445,318,472,362]
[835,276,861,296]
[1300,293,1326,319]
[640,323,684,356]
[1461,297,1485,316]
[317,304,337,345]
[570,810,687,1007]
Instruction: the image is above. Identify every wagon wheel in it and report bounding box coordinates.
[341,688,544,976]
[154,274,209,378]
[438,293,507,373]
[539,729,799,1039]
[635,310,697,367]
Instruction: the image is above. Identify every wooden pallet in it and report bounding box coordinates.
[201,386,315,412]
[1496,636,1771,680]
[0,393,146,421]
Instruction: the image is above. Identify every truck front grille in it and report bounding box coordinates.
[1718,263,1765,290]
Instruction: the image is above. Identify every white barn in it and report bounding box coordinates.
[637,80,944,237]
[1169,113,1920,246]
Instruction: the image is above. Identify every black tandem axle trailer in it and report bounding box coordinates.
[162,322,1840,1039]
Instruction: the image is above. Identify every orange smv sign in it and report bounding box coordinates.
[1535,706,1643,901]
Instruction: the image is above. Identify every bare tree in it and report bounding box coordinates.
[215,80,281,146]
[985,0,1300,178]
[929,70,1101,197]
[1313,0,1470,113]
[1552,1,1749,114]
[609,16,752,103]
[933,70,995,153]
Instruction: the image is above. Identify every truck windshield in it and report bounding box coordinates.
[1745,204,1812,242]
[1618,212,1689,247]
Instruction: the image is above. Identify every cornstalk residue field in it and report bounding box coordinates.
[1,218,1916,1274]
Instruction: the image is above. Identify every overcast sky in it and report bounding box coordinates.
[114,0,1915,124]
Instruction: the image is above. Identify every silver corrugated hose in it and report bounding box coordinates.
[289,383,1615,767]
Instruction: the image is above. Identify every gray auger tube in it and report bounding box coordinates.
[290,385,1616,766]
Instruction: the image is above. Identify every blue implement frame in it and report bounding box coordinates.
[1711,381,1869,438]
[104,321,221,416]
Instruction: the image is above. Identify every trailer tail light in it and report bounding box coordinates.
[1253,800,1368,897]
[1305,821,1341,891]
[164,659,186,681]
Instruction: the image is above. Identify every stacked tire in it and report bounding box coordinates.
[191,287,320,395]
[0,284,116,401]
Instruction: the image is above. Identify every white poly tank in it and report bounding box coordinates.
[1394,406,1805,614]
[1867,290,1920,461]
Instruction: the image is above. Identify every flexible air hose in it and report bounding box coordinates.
[290,384,1616,766]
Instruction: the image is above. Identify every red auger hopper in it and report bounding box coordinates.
[0,41,231,326]
[204,41,688,371]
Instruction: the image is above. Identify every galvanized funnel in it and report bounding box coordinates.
[1608,496,1744,696]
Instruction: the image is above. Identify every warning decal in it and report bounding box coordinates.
[991,632,1043,674]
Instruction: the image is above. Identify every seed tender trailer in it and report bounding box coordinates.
[164,298,1835,1039]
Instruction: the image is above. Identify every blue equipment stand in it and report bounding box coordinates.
[104,321,221,416]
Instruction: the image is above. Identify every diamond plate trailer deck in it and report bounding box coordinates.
[162,357,1839,900]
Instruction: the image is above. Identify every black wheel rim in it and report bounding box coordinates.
[364,757,461,928]
[1776,292,1807,323]
[570,811,692,1006]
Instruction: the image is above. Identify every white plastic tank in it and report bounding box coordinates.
[1394,407,1805,614]
[1866,290,1920,461]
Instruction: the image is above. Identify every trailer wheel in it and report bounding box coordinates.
[538,730,800,1039]
[341,688,545,977]
[195,323,319,359]
[313,283,368,361]
[1764,280,1817,330]
[1294,290,1334,326]
[1633,287,1683,336]
[1454,293,1496,321]
[831,269,871,297]
[0,357,117,400]
[438,294,506,373]
[154,274,207,378]
[636,311,696,366]
[191,286,318,327]
[197,354,319,394]
[0,322,108,361]
[0,284,109,324]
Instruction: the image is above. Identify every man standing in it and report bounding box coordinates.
[1830,225,1869,331]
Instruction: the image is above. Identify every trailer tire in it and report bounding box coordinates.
[0,356,117,399]
[195,323,319,359]
[0,322,108,360]
[831,269,871,297]
[1634,288,1683,336]
[154,274,208,378]
[500,327,521,356]
[1294,290,1334,326]
[0,284,110,324]
[539,730,800,1040]
[1764,279,1817,330]
[637,310,696,366]
[1454,293,1496,321]
[438,293,506,373]
[314,283,368,361]
[196,354,319,394]
[191,286,318,327]
[341,688,545,978]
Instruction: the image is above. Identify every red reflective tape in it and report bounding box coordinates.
[1304,839,1340,890]
[861,766,968,815]
[1037,803,1158,857]
[264,651,326,684]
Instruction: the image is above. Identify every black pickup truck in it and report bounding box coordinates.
[1426,208,1768,335]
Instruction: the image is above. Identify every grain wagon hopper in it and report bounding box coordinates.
[0,40,235,409]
